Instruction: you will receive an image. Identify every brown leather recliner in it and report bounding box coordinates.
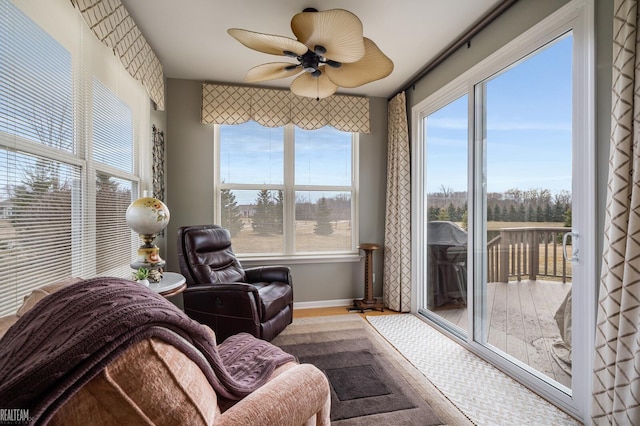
[177,225,293,342]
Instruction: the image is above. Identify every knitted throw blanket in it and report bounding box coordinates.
[0,277,295,424]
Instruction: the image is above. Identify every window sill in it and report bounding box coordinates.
[238,253,362,266]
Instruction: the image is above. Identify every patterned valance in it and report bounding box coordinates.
[71,0,165,110]
[201,84,370,133]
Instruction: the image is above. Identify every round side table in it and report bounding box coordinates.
[351,243,384,313]
[147,272,186,298]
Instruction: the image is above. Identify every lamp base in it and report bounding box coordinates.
[131,244,165,282]
[131,245,165,268]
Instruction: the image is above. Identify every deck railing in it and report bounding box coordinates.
[487,227,572,283]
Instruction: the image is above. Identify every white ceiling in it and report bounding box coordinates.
[121,0,502,99]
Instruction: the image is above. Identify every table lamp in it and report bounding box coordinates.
[126,191,170,277]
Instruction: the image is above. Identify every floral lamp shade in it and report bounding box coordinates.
[126,192,170,271]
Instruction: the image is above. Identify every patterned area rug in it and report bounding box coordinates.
[367,314,582,426]
[271,315,471,425]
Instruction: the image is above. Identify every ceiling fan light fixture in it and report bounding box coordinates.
[228,8,393,99]
[291,65,337,99]
[314,45,327,56]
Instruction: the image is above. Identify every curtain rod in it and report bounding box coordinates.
[390,0,519,100]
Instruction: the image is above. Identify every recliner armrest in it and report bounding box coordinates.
[244,266,292,285]
[183,283,263,321]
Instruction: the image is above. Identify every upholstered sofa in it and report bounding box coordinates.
[0,278,330,426]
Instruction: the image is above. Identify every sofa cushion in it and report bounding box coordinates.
[50,337,220,426]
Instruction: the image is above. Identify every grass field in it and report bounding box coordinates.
[231,218,352,254]
[486,221,566,231]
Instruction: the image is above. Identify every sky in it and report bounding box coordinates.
[425,33,573,197]
[219,121,352,205]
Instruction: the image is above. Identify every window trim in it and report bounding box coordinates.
[213,122,360,259]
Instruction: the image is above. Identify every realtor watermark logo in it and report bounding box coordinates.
[0,409,32,425]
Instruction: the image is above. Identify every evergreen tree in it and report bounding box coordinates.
[428,206,439,221]
[436,208,450,221]
[536,205,544,222]
[564,208,572,227]
[526,205,535,222]
[273,190,284,234]
[553,202,566,222]
[221,188,244,237]
[544,203,553,222]
[508,205,517,221]
[447,203,457,221]
[252,189,276,235]
[314,197,334,235]
[461,210,468,230]
[487,204,493,221]
[493,204,502,221]
[517,204,526,221]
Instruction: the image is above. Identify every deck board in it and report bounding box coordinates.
[429,279,572,388]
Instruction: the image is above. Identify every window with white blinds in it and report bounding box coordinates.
[92,78,138,277]
[0,0,146,315]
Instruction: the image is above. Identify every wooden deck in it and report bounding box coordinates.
[433,279,572,387]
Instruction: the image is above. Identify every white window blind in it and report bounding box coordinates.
[0,1,73,152]
[0,1,80,315]
[92,78,138,277]
[0,0,147,315]
[0,148,82,315]
[92,78,134,173]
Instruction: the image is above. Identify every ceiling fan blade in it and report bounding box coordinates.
[245,62,302,83]
[325,38,394,88]
[291,9,365,63]
[228,28,308,56]
[290,66,338,99]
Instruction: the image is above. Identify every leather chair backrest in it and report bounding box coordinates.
[177,225,246,285]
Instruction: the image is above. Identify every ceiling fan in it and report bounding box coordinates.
[227,8,394,100]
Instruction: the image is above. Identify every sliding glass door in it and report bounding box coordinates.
[422,94,469,335]
[412,3,595,419]
[475,34,574,390]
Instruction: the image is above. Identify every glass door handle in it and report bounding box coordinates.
[563,232,579,262]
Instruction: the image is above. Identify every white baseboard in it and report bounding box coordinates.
[294,297,382,310]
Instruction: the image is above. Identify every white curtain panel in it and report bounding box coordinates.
[383,92,411,312]
[593,0,640,422]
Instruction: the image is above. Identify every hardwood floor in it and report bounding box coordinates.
[293,305,400,319]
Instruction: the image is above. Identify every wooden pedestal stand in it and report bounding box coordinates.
[350,243,384,313]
